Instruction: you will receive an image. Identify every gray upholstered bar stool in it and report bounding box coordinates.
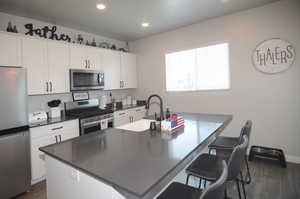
[186,136,249,199]
[157,160,228,199]
[208,120,252,184]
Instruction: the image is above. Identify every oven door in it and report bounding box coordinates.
[80,119,113,135]
[70,69,104,91]
[81,120,101,135]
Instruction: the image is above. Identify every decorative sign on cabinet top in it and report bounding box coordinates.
[25,24,71,42]
[252,38,295,74]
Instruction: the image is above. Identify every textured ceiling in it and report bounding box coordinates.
[0,0,279,41]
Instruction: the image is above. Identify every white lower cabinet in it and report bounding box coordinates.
[30,119,79,184]
[114,107,146,127]
[114,110,130,127]
[132,107,146,122]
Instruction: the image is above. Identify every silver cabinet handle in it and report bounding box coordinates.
[52,126,63,131]
[50,81,53,92]
[46,82,49,92]
[55,135,58,143]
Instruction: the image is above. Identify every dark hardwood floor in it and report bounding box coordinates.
[15,160,300,199]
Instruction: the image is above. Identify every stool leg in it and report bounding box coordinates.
[236,179,242,199]
[245,155,252,184]
[198,178,202,189]
[209,148,212,154]
[204,179,207,188]
[240,172,247,199]
[186,174,190,185]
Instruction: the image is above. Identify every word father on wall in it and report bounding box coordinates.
[252,38,295,74]
[25,24,71,42]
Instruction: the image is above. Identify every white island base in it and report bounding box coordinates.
[45,148,208,199]
[46,156,126,199]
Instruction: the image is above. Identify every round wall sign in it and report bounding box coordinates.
[252,38,295,74]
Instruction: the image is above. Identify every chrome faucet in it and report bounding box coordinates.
[146,94,164,121]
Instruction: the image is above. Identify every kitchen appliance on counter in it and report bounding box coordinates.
[29,111,48,123]
[0,66,30,199]
[70,69,104,91]
[65,99,113,135]
[48,99,62,118]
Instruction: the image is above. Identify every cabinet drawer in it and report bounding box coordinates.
[114,110,129,118]
[134,107,146,113]
[30,119,79,139]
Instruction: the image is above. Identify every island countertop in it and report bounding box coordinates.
[40,113,232,198]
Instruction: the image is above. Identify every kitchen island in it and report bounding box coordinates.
[40,113,232,199]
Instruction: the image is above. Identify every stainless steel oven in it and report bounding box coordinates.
[70,69,104,91]
[80,113,114,135]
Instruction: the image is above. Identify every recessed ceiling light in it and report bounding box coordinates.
[97,4,106,10]
[141,22,150,28]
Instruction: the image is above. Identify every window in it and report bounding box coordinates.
[165,43,230,91]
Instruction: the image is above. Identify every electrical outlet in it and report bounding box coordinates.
[70,169,80,182]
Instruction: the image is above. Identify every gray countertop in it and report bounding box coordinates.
[40,112,232,198]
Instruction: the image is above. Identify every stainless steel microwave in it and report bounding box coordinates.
[70,69,104,91]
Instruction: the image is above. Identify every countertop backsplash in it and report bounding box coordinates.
[28,89,137,114]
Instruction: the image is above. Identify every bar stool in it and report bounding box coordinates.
[208,120,252,184]
[157,160,228,199]
[186,136,249,199]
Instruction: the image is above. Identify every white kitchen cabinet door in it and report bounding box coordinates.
[102,50,121,90]
[120,53,137,89]
[31,135,57,184]
[22,38,49,95]
[69,44,88,69]
[86,47,101,70]
[0,33,22,66]
[114,110,130,127]
[60,120,79,141]
[48,41,70,94]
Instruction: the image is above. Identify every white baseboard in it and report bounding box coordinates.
[286,155,300,164]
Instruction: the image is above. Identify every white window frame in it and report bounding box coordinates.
[165,42,231,92]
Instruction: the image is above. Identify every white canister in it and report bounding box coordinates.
[49,107,61,118]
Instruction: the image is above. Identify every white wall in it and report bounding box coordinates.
[130,0,300,162]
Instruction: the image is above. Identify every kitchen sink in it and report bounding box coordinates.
[116,119,156,132]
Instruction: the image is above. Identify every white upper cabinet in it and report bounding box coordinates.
[86,47,101,69]
[69,44,101,70]
[0,33,22,67]
[121,53,137,89]
[102,50,121,90]
[69,44,87,69]
[22,37,48,95]
[23,38,70,95]
[47,41,70,94]
[0,32,137,94]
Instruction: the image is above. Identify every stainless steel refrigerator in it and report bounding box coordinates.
[0,66,31,198]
